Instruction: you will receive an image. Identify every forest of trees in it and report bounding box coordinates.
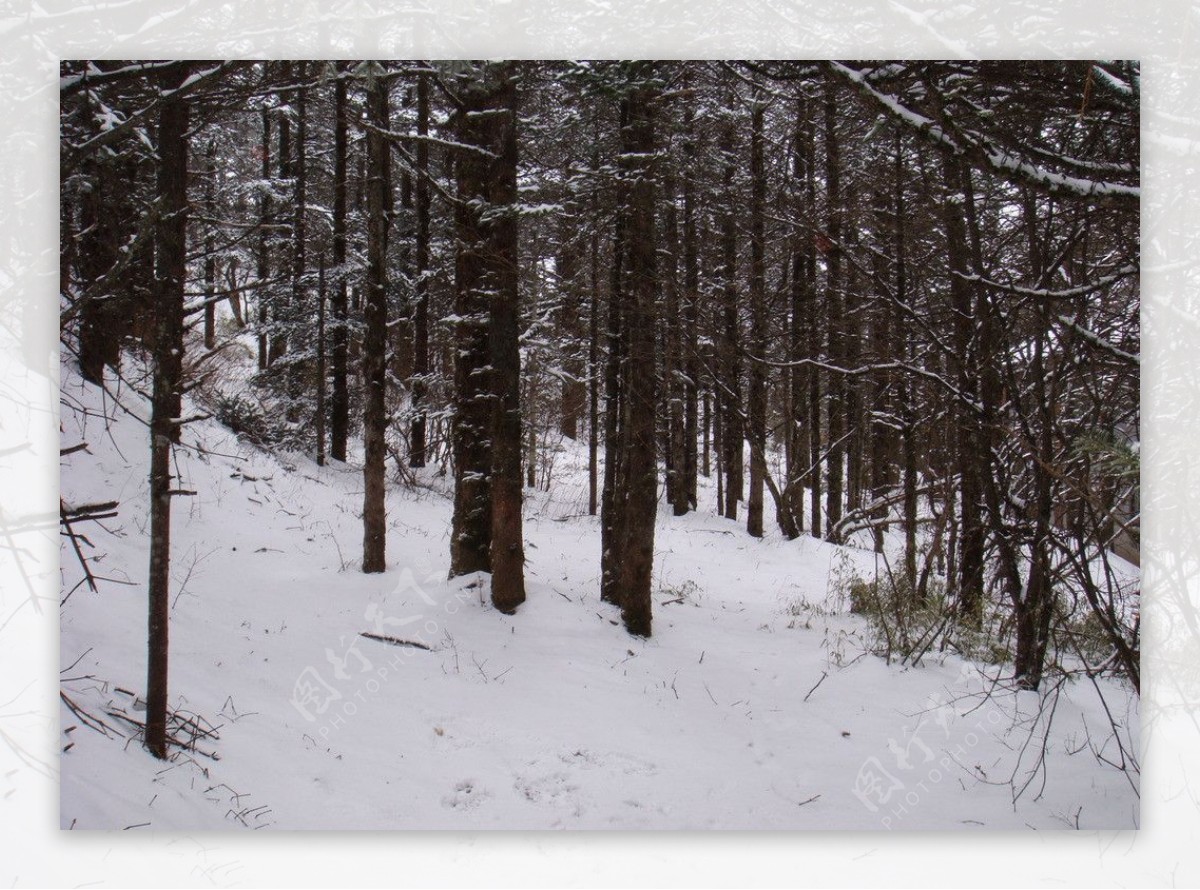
[60,60,1139,760]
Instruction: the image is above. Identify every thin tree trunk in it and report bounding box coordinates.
[287,64,308,421]
[330,65,349,462]
[682,99,700,510]
[270,62,291,367]
[316,254,326,466]
[747,95,767,539]
[203,141,217,351]
[664,171,687,517]
[940,156,984,624]
[823,76,844,542]
[362,68,390,574]
[257,106,271,372]
[145,66,189,760]
[600,155,626,605]
[718,103,742,522]
[410,69,431,468]
[587,147,600,516]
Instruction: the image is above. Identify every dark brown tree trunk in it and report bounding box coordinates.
[287,64,308,421]
[558,214,586,441]
[257,106,271,371]
[682,99,700,510]
[330,66,350,462]
[600,156,627,606]
[77,156,121,385]
[801,100,822,541]
[362,68,390,574]
[270,61,291,367]
[785,98,810,534]
[588,147,601,517]
[203,141,217,351]
[823,77,845,543]
[664,171,688,517]
[449,64,528,587]
[486,65,527,614]
[145,66,190,761]
[611,77,659,638]
[316,254,326,466]
[746,96,767,539]
[893,137,918,587]
[410,69,431,468]
[718,105,742,522]
[940,156,984,624]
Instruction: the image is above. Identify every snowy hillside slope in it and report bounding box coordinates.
[58,357,1139,830]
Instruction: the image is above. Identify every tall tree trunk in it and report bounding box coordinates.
[410,69,431,468]
[361,68,391,574]
[611,76,660,637]
[287,64,308,421]
[664,171,688,517]
[785,98,809,534]
[449,64,527,585]
[587,146,601,517]
[558,206,586,441]
[600,149,627,606]
[823,76,845,542]
[330,65,350,462]
[316,254,326,466]
[77,149,121,384]
[486,64,527,613]
[893,137,918,588]
[257,106,271,371]
[746,95,767,539]
[718,104,742,522]
[203,141,217,351]
[682,99,700,510]
[939,156,984,624]
[270,61,292,367]
[145,65,190,760]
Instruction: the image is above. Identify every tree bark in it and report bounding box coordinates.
[718,101,742,522]
[746,95,767,538]
[362,68,390,574]
[410,69,431,468]
[612,76,660,637]
[487,64,527,613]
[823,76,845,542]
[145,65,190,760]
[330,65,350,462]
[257,106,271,371]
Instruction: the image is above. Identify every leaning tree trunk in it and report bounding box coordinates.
[145,65,190,760]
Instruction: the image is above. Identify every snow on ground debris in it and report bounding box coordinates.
[59,361,1138,831]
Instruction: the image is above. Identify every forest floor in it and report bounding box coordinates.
[58,356,1139,830]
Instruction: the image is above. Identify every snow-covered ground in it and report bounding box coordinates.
[58,358,1139,830]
